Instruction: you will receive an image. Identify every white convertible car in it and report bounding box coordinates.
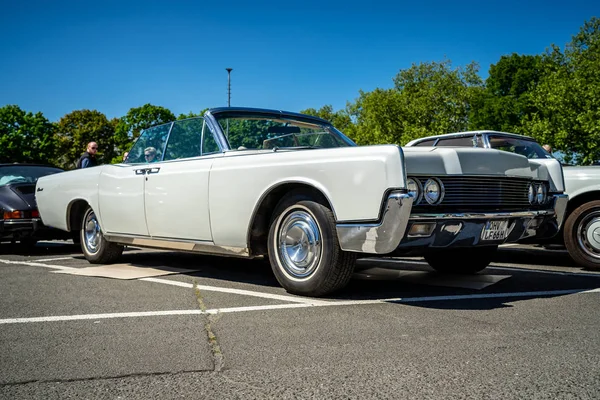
[35,109,568,296]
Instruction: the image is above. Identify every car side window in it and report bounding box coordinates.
[202,123,220,155]
[436,137,474,147]
[126,122,173,164]
[163,118,203,161]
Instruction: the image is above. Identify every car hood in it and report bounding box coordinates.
[402,147,545,180]
[0,183,37,211]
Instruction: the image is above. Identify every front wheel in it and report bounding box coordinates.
[424,246,498,274]
[564,200,600,271]
[80,206,123,264]
[267,193,356,297]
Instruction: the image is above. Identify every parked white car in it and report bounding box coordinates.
[407,130,600,271]
[35,111,567,296]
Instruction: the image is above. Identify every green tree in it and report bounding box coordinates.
[300,105,353,135]
[113,104,176,161]
[522,17,600,164]
[55,109,117,169]
[469,53,543,131]
[177,108,208,120]
[347,59,484,145]
[0,105,57,164]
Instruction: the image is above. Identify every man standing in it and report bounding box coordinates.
[76,142,98,169]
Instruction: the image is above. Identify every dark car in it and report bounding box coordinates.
[0,164,70,247]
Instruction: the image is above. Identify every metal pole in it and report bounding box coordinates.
[226,68,232,107]
[225,68,232,137]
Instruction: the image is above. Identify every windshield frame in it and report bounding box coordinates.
[205,109,356,151]
[485,134,552,160]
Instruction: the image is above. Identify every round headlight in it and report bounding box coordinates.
[407,178,422,204]
[536,183,547,204]
[528,183,536,204]
[424,178,443,204]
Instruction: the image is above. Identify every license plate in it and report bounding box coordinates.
[481,220,510,241]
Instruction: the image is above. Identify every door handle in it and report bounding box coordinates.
[147,167,160,174]
[134,169,147,175]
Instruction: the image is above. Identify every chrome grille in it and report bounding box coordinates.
[411,176,546,210]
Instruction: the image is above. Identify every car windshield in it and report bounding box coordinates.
[488,135,551,159]
[0,165,63,186]
[213,115,354,151]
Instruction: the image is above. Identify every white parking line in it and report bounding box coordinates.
[363,257,600,278]
[0,259,75,271]
[32,257,77,262]
[489,265,600,278]
[1,288,598,325]
[0,258,329,305]
[140,277,330,305]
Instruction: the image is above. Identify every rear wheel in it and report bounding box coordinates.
[267,192,356,297]
[564,200,600,271]
[424,246,498,274]
[80,206,123,263]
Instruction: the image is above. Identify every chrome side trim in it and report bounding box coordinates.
[552,194,568,230]
[409,209,557,220]
[336,191,413,254]
[104,234,250,258]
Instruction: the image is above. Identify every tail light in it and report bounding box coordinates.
[2,210,40,219]
[4,211,25,219]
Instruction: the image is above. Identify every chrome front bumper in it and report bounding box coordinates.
[335,192,568,254]
[336,191,413,254]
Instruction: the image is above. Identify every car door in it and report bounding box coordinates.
[98,164,149,235]
[98,122,173,236]
[144,118,221,241]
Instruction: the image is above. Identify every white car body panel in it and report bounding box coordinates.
[98,164,148,236]
[563,166,600,200]
[209,145,405,247]
[402,147,538,178]
[35,167,103,231]
[144,157,214,241]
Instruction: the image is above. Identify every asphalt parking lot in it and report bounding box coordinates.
[1,242,599,399]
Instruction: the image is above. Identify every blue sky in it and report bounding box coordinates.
[0,0,597,122]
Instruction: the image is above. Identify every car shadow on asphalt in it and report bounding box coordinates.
[0,240,80,256]
[116,250,282,288]
[494,246,580,268]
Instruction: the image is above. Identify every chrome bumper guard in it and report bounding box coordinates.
[552,194,568,230]
[336,191,413,254]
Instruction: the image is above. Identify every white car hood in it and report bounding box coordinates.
[402,147,547,180]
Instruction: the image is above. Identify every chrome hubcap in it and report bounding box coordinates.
[577,210,600,258]
[277,210,322,278]
[84,210,102,254]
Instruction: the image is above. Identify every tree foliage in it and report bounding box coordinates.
[55,109,117,169]
[300,105,353,136]
[522,17,600,164]
[0,105,57,164]
[469,53,543,132]
[347,59,483,145]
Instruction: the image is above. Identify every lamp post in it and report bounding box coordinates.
[225,68,233,107]
[225,68,233,137]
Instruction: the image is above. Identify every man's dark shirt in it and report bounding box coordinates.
[76,152,97,169]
